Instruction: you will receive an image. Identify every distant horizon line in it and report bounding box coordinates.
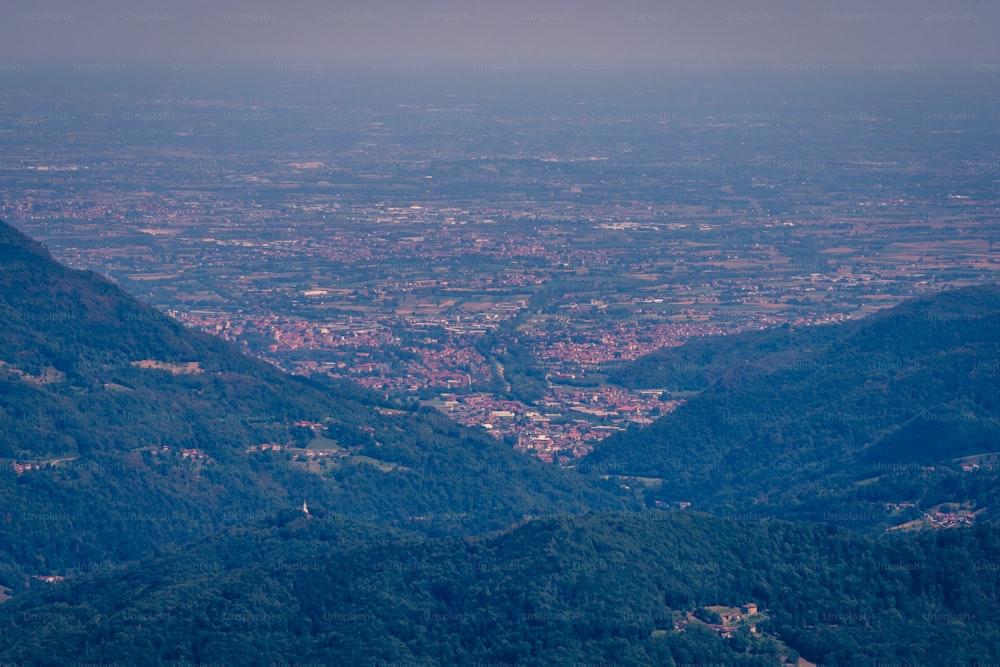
[2,58,998,76]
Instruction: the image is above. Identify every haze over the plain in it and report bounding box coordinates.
[1,0,998,69]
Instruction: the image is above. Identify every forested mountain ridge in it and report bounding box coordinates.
[0,219,629,590]
[609,285,1000,392]
[591,285,1000,528]
[1,510,998,666]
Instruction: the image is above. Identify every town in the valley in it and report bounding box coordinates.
[3,65,998,463]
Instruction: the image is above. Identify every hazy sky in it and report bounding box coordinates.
[1,0,998,70]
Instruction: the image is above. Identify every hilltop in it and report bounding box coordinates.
[590,285,1000,529]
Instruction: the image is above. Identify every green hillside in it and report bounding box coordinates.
[1,510,997,666]
[590,285,1000,528]
[0,219,629,589]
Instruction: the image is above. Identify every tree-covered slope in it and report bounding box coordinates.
[589,285,1000,526]
[0,219,629,588]
[1,510,997,666]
